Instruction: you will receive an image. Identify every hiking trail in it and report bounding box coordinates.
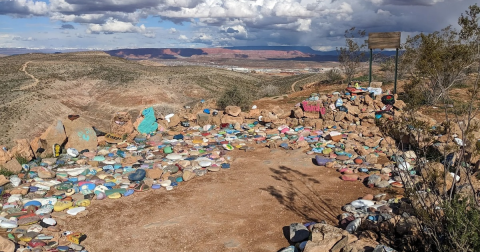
[19,61,39,90]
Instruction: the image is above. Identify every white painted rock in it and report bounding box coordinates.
[199,160,212,167]
[166,154,182,160]
[160,180,171,187]
[67,207,86,216]
[351,199,375,208]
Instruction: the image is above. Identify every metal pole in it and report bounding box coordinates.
[369,49,372,87]
[394,48,399,94]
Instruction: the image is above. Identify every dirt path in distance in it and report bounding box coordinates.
[19,61,39,90]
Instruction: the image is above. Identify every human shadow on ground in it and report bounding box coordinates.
[260,165,338,223]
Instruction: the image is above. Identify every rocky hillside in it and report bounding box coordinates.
[0,52,269,146]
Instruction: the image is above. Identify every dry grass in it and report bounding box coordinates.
[0,52,327,146]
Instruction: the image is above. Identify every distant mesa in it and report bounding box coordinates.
[0,46,399,62]
[104,47,321,61]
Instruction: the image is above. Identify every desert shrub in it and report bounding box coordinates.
[0,167,15,177]
[258,84,281,97]
[217,85,253,111]
[154,104,177,116]
[15,155,28,165]
[326,69,343,83]
[441,196,480,251]
[402,78,428,108]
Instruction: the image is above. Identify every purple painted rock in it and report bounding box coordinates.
[96,192,106,200]
[315,155,332,166]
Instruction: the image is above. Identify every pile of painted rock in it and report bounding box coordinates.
[0,89,409,252]
[276,87,480,252]
[0,85,477,252]
[0,108,261,251]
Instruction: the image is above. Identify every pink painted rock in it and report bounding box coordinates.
[362,194,374,200]
[96,192,106,200]
[341,175,359,181]
[336,155,350,161]
[83,152,96,158]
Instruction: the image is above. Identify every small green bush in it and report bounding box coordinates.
[258,84,281,97]
[15,155,28,165]
[326,69,343,83]
[441,196,480,251]
[217,86,253,112]
[0,167,15,177]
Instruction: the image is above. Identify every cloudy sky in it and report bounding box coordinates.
[0,0,477,50]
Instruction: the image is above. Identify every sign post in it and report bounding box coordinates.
[368,32,401,94]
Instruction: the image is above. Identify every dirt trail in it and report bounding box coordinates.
[291,80,318,93]
[65,148,380,252]
[19,61,39,90]
[290,79,301,92]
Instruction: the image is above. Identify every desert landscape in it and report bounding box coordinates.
[1,1,480,252]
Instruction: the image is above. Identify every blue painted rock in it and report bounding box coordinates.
[128,169,146,181]
[104,182,116,187]
[79,183,95,191]
[24,200,42,208]
[124,189,134,197]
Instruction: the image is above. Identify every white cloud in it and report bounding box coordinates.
[86,18,146,34]
[220,25,248,39]
[191,33,213,44]
[0,0,48,16]
[0,0,477,49]
[377,9,391,15]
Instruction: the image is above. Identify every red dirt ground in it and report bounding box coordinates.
[65,147,386,252]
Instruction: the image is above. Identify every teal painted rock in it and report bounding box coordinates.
[163,146,173,154]
[105,188,127,196]
[138,107,158,134]
[93,156,105,162]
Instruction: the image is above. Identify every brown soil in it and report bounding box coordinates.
[65,148,383,252]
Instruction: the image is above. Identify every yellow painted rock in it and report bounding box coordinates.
[107,192,121,199]
[75,199,91,207]
[53,201,73,212]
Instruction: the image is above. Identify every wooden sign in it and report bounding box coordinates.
[368,32,401,49]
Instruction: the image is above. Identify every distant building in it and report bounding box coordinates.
[231,67,249,73]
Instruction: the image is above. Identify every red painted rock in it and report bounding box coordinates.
[28,240,46,248]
